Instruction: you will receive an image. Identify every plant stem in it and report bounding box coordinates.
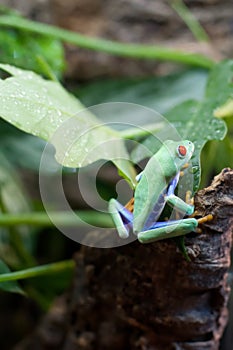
[171,0,210,42]
[35,54,59,82]
[0,211,113,228]
[0,259,75,282]
[0,15,215,69]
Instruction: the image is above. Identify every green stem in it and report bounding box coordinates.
[35,54,59,82]
[0,15,215,68]
[0,259,75,282]
[0,211,113,227]
[171,0,210,42]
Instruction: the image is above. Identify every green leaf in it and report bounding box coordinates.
[168,61,233,190]
[0,64,136,185]
[0,7,65,79]
[0,69,207,174]
[205,60,233,100]
[131,61,233,191]
[0,259,24,294]
[77,69,208,115]
[166,101,226,191]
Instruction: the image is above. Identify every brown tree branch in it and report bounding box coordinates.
[15,168,233,350]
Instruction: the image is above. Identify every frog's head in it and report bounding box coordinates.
[163,139,194,172]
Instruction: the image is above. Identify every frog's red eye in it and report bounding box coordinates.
[178,145,187,157]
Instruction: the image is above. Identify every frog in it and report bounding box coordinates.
[109,140,201,243]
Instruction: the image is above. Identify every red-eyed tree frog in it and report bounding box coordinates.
[109,140,199,243]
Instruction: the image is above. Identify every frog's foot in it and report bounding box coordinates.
[179,163,190,177]
[197,214,213,224]
[182,162,190,170]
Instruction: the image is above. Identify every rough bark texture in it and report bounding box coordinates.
[15,168,233,350]
[1,0,233,78]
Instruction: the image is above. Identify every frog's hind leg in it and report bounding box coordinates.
[109,199,133,239]
[138,218,198,244]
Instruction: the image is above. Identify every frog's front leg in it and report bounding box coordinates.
[166,195,194,215]
[138,218,198,243]
[108,199,133,239]
[165,173,194,216]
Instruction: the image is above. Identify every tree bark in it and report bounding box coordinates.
[66,169,233,350]
[15,168,233,350]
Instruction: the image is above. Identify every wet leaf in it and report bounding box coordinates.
[0,64,136,185]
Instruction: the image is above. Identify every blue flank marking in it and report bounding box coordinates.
[143,189,166,230]
[167,172,180,196]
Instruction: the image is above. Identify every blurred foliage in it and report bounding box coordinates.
[0,259,24,294]
[0,4,231,350]
[0,5,65,79]
[76,63,233,190]
[0,63,232,299]
[0,153,35,269]
[0,153,74,301]
[0,4,232,324]
[1,63,232,192]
